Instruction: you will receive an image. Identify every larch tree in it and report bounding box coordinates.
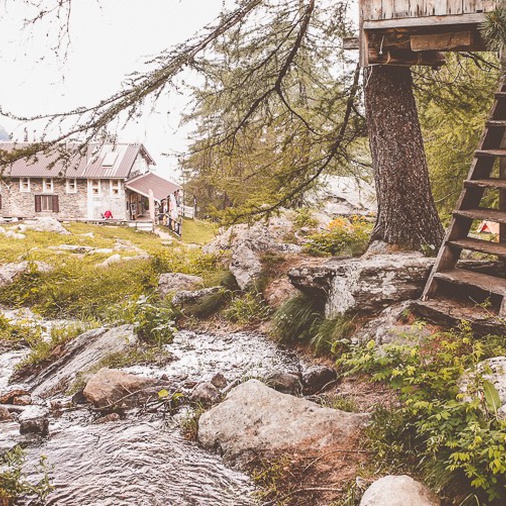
[3,0,487,251]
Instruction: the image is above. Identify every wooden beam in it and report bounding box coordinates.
[368,48,445,66]
[343,37,360,50]
[410,30,473,51]
[363,12,486,29]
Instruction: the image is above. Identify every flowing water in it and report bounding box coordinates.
[2,328,301,505]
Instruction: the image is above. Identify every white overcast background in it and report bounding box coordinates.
[0,0,358,181]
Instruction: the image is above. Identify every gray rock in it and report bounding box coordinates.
[302,366,337,395]
[21,217,70,235]
[0,261,52,288]
[460,356,506,419]
[18,405,49,436]
[172,286,222,307]
[25,325,138,398]
[204,215,302,290]
[289,253,433,318]
[49,244,95,254]
[83,368,156,409]
[97,254,122,268]
[211,373,228,389]
[198,379,368,467]
[265,371,302,395]
[263,278,300,308]
[359,475,440,506]
[158,273,203,297]
[190,382,221,405]
[352,301,432,347]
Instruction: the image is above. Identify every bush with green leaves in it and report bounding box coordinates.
[304,217,371,257]
[0,314,41,352]
[337,322,506,504]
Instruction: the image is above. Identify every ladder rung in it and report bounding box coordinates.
[448,238,506,256]
[464,179,506,190]
[455,208,506,224]
[475,149,506,158]
[487,120,506,128]
[434,269,506,296]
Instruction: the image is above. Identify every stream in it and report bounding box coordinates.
[1,328,301,505]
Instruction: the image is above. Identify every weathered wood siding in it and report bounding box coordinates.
[362,0,498,20]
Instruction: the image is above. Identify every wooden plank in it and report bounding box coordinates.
[475,149,506,157]
[483,1,498,12]
[448,237,506,256]
[455,208,506,224]
[487,120,506,127]
[463,0,481,13]
[464,179,506,189]
[447,0,464,14]
[434,269,506,295]
[361,1,372,22]
[392,0,411,18]
[371,0,383,20]
[410,31,472,51]
[382,0,395,19]
[434,0,448,15]
[422,0,436,16]
[363,12,485,28]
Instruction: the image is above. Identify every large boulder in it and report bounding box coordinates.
[23,325,138,398]
[289,252,433,318]
[359,475,440,506]
[20,217,70,235]
[198,379,368,467]
[0,261,52,288]
[83,368,156,409]
[158,273,203,297]
[204,215,302,290]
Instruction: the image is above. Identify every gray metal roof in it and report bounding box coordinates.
[125,172,182,202]
[0,142,155,179]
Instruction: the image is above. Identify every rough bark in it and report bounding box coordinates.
[364,65,444,251]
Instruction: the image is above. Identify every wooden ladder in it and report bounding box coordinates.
[423,77,506,315]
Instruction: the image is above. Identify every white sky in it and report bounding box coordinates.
[0,0,359,182]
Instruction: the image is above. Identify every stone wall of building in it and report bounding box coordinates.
[1,178,90,220]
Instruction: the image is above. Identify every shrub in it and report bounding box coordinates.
[337,322,506,503]
[304,216,371,257]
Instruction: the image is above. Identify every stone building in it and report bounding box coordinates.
[0,142,180,221]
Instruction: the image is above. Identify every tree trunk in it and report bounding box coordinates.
[364,65,444,252]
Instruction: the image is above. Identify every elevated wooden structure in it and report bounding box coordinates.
[359,0,498,66]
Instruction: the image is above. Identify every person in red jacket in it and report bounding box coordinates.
[103,210,113,219]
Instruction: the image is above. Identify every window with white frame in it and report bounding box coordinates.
[110,180,121,195]
[66,179,77,194]
[91,179,100,195]
[42,178,53,193]
[19,178,30,192]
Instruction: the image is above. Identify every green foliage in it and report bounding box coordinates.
[184,289,230,319]
[110,296,177,347]
[0,447,53,504]
[304,217,371,257]
[0,314,41,352]
[481,7,506,54]
[224,291,272,325]
[416,54,500,215]
[271,293,324,345]
[293,208,319,229]
[16,321,97,371]
[271,293,355,355]
[337,322,506,503]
